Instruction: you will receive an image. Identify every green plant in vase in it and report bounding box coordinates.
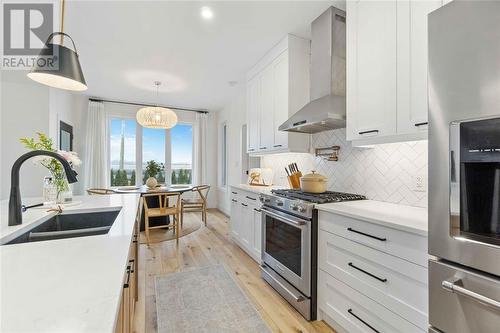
[20,132,81,203]
[143,160,164,188]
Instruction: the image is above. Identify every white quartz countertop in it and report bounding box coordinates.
[316,200,428,236]
[0,194,140,332]
[230,184,284,195]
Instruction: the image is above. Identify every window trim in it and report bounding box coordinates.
[218,121,228,190]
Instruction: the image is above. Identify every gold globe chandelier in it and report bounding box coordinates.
[136,81,178,129]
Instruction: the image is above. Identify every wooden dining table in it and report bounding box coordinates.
[115,185,195,231]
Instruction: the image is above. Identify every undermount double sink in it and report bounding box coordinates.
[2,209,121,245]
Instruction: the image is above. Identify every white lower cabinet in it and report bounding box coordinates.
[318,210,427,333]
[230,187,262,262]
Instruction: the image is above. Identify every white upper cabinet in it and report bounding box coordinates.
[246,76,260,153]
[246,35,311,155]
[347,0,398,141]
[347,0,445,146]
[259,65,275,151]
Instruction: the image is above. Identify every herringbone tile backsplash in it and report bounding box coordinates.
[261,128,428,208]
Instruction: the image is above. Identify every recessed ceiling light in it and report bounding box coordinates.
[200,6,214,20]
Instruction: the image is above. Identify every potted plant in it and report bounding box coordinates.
[143,160,164,189]
[20,132,81,203]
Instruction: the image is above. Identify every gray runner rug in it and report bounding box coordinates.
[155,264,271,333]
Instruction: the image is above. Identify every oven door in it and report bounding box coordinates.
[261,206,311,296]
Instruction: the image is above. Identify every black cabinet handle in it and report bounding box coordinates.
[260,147,267,150]
[129,259,135,273]
[348,309,380,333]
[241,203,248,207]
[231,191,237,195]
[248,148,255,152]
[347,227,387,241]
[246,196,257,201]
[231,199,237,203]
[414,122,428,127]
[348,262,387,283]
[273,144,283,148]
[254,208,261,212]
[359,129,379,135]
[124,265,131,288]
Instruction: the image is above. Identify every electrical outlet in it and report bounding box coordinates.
[413,175,426,192]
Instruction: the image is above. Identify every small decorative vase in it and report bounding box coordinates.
[57,183,73,204]
[146,177,158,189]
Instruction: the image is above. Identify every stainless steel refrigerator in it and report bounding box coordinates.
[428,1,500,332]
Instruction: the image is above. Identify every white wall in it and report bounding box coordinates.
[0,71,86,200]
[215,85,248,215]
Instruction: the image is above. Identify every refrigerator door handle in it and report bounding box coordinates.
[442,278,500,311]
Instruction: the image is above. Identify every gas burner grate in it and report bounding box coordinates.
[271,189,366,204]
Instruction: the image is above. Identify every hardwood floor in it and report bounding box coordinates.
[133,209,335,333]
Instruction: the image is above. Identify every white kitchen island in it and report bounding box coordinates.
[0,194,140,333]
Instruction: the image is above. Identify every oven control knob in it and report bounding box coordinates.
[276,200,284,207]
[290,204,298,211]
[298,206,306,213]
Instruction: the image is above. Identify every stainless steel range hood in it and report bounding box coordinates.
[279,6,346,134]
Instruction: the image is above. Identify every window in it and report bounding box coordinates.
[142,127,166,184]
[220,123,228,187]
[108,117,194,187]
[171,124,193,184]
[110,119,136,187]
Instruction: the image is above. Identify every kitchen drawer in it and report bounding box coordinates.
[319,231,428,330]
[318,270,424,333]
[319,211,427,266]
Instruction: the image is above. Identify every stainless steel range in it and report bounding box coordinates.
[259,189,365,320]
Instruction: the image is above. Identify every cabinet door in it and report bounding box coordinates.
[246,76,260,153]
[272,51,289,150]
[239,202,253,249]
[259,66,274,151]
[230,198,241,238]
[252,206,263,259]
[347,0,397,141]
[397,0,441,134]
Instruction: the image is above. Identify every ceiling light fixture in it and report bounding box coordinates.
[200,6,214,20]
[27,0,87,91]
[136,81,178,129]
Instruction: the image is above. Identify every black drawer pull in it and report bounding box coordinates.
[231,199,237,203]
[246,196,257,201]
[260,147,267,150]
[254,208,261,212]
[348,262,387,283]
[241,203,248,207]
[273,144,283,148]
[124,265,131,288]
[248,148,255,151]
[414,122,428,127]
[359,129,379,135]
[231,191,237,195]
[348,309,380,333]
[347,227,387,241]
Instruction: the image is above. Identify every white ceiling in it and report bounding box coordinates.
[66,1,345,112]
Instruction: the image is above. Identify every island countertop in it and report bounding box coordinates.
[0,194,140,332]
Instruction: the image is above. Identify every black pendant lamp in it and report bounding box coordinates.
[27,0,87,91]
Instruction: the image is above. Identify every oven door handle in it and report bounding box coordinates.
[442,278,500,311]
[261,207,306,226]
[261,265,305,302]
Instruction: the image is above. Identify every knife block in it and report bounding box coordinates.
[287,173,302,189]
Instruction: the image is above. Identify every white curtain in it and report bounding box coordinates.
[193,112,208,185]
[84,100,109,190]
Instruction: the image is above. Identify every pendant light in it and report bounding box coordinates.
[136,81,178,129]
[27,0,87,91]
